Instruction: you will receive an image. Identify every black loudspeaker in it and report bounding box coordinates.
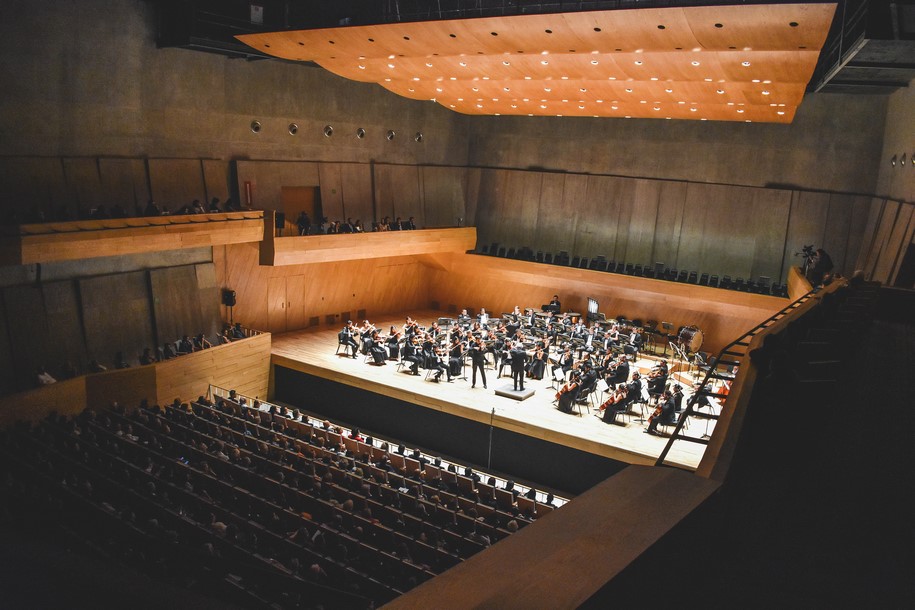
[222,289,237,307]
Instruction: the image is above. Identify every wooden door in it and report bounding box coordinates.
[285,275,306,330]
[267,276,287,333]
[281,186,317,235]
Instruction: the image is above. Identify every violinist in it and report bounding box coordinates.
[527,343,548,380]
[368,330,388,365]
[339,320,359,358]
[599,384,629,424]
[359,320,376,353]
[556,370,581,414]
[646,390,676,436]
[448,333,465,377]
[604,355,629,388]
[402,335,422,375]
[403,316,419,338]
[386,326,401,360]
[468,336,487,389]
[647,359,669,394]
[552,346,575,377]
[671,384,685,413]
[430,344,451,382]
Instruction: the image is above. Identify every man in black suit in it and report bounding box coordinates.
[510,342,528,391]
[469,337,487,389]
[339,321,359,358]
[646,390,677,436]
[605,355,629,388]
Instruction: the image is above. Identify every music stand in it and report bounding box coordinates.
[660,322,673,356]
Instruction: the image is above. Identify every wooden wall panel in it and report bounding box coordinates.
[377,164,423,226]
[534,173,572,254]
[339,163,374,224]
[2,284,53,390]
[854,198,886,273]
[463,168,482,230]
[318,162,346,221]
[421,166,467,229]
[79,271,155,365]
[607,177,637,263]
[0,157,68,221]
[428,254,784,355]
[195,263,221,337]
[651,181,688,270]
[148,159,206,211]
[41,281,87,373]
[0,297,17,395]
[821,193,855,276]
[150,265,204,346]
[865,200,899,279]
[845,195,877,276]
[572,175,625,259]
[216,242,434,334]
[98,157,149,213]
[748,188,792,282]
[202,159,230,205]
[62,157,103,218]
[679,183,759,279]
[780,190,830,283]
[235,160,321,212]
[874,202,913,284]
[626,179,662,266]
[0,376,87,429]
[85,365,157,411]
[155,333,271,405]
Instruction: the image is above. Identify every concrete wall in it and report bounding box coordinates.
[464,92,887,195]
[876,83,915,203]
[0,0,469,166]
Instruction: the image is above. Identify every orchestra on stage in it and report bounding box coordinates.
[336,299,730,436]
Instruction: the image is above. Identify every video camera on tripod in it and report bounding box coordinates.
[795,244,816,274]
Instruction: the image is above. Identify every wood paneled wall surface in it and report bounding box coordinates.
[787,266,814,301]
[235,160,470,229]
[469,168,879,286]
[0,263,221,395]
[857,199,915,287]
[262,223,476,266]
[0,212,263,265]
[216,243,434,335]
[0,157,230,223]
[427,254,785,355]
[0,335,270,428]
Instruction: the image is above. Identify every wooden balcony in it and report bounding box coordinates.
[0,211,265,265]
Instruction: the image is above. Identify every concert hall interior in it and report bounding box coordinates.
[0,1,914,608]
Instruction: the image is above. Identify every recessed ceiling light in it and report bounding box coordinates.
[579,105,585,109]
[476,104,483,108]
[634,60,643,65]
[459,61,467,67]
[625,88,633,92]
[591,60,599,65]
[701,118,708,121]
[650,77,659,81]
[436,87,443,92]
[358,65,366,70]
[665,88,673,93]
[472,87,479,91]
[425,62,433,67]
[752,79,760,83]
[412,77,420,81]
[503,60,510,66]
[741,61,751,67]
[540,104,547,109]
[690,108,698,112]
[653,106,661,111]
[762,90,770,95]
[580,88,587,92]
[449,104,455,108]
[524,76,532,80]
[511,104,517,108]
[716,89,725,94]
[388,63,395,68]
[611,105,618,110]
[541,60,549,65]
[777,110,785,115]
[504,87,510,92]
[407,88,414,92]
[544,87,551,92]
[691,61,701,66]
[737,109,745,113]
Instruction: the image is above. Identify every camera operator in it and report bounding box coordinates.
[807,248,834,286]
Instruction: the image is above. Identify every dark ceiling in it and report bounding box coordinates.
[152,0,915,93]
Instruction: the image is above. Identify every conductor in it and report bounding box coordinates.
[509,341,528,391]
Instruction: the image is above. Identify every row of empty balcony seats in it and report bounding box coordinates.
[476,243,789,297]
[1,393,561,609]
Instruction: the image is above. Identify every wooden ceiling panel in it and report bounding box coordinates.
[238,4,835,123]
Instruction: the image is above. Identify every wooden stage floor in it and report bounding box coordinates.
[271,311,715,471]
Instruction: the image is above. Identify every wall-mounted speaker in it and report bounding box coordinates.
[221,289,237,307]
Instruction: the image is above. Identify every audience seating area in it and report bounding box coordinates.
[0,390,562,608]
[475,244,789,297]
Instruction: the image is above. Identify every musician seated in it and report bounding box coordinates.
[604,355,629,388]
[457,309,472,328]
[367,330,387,365]
[339,320,359,358]
[544,294,561,313]
[556,370,581,414]
[599,385,630,424]
[477,307,490,325]
[646,390,677,435]
[647,359,669,393]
